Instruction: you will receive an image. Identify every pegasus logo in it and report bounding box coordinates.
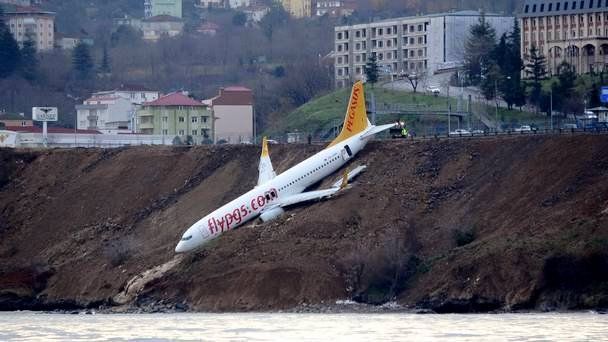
[346,86,360,132]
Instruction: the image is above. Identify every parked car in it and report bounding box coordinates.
[426,85,441,95]
[562,123,578,129]
[513,125,535,133]
[449,129,471,136]
[471,129,485,134]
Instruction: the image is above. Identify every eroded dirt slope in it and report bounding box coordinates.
[1,135,607,312]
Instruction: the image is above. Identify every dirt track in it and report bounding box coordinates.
[1,135,607,312]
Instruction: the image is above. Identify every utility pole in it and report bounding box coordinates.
[494,79,499,132]
[550,88,553,131]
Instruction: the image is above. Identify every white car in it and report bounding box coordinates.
[426,86,441,95]
[449,129,471,136]
[513,125,533,133]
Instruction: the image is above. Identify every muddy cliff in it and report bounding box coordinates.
[1,135,607,312]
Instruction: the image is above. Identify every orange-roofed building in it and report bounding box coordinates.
[137,92,213,144]
[204,86,254,144]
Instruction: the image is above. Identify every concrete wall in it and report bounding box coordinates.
[0,131,178,148]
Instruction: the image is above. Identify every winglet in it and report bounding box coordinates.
[258,136,276,185]
[261,136,269,157]
[339,170,349,189]
[327,81,370,148]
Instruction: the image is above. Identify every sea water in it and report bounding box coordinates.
[0,312,606,341]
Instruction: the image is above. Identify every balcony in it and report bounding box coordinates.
[139,122,154,129]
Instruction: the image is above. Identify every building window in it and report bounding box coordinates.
[162,116,168,122]
[418,36,423,44]
[192,129,197,136]
[178,116,184,122]
[202,116,207,123]
[540,3,545,11]
[192,116,198,123]
[162,129,168,135]
[179,129,185,135]
[557,2,561,10]
[21,121,27,126]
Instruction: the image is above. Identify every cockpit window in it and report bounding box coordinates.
[181,235,193,241]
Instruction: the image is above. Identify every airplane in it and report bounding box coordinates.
[175,81,396,253]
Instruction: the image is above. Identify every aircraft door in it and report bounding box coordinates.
[341,144,353,161]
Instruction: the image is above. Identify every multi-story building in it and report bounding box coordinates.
[144,0,153,18]
[229,0,249,8]
[521,0,608,75]
[76,95,134,134]
[138,92,213,144]
[203,86,254,144]
[334,10,514,88]
[280,0,312,18]
[198,0,227,9]
[142,15,184,41]
[4,7,55,51]
[151,0,182,18]
[315,0,355,17]
[76,87,160,133]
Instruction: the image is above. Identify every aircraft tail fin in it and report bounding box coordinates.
[257,137,276,185]
[327,81,370,148]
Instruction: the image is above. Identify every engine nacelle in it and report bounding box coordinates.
[260,207,285,222]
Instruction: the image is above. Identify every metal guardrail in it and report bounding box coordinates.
[384,126,608,142]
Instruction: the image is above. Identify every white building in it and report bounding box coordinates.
[229,0,249,8]
[76,87,160,134]
[334,10,514,87]
[142,15,184,41]
[76,96,134,134]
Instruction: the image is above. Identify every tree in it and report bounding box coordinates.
[403,68,426,93]
[72,41,94,79]
[524,45,547,111]
[19,33,38,82]
[364,54,379,86]
[552,61,579,114]
[0,6,21,79]
[464,12,496,85]
[232,12,247,26]
[98,44,111,75]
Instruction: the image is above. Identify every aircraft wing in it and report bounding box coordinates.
[275,188,341,208]
[274,166,367,208]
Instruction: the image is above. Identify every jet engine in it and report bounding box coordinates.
[260,207,285,222]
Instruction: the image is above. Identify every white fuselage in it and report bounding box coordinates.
[174,131,370,252]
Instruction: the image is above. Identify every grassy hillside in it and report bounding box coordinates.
[277,87,541,138]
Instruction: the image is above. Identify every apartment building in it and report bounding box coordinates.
[521,0,608,75]
[138,92,213,144]
[76,87,160,133]
[280,0,312,18]
[76,95,134,134]
[204,86,254,144]
[4,7,55,51]
[334,10,514,87]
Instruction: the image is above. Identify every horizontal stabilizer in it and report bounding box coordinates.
[360,123,398,139]
[331,165,367,188]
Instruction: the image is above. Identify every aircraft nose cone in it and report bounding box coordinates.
[175,242,186,253]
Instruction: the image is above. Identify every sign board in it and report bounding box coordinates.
[32,107,58,122]
[601,87,608,103]
[0,130,18,148]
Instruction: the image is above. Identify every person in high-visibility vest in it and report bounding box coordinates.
[401,125,409,137]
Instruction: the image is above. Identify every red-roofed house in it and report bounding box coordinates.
[138,92,213,144]
[204,86,254,143]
